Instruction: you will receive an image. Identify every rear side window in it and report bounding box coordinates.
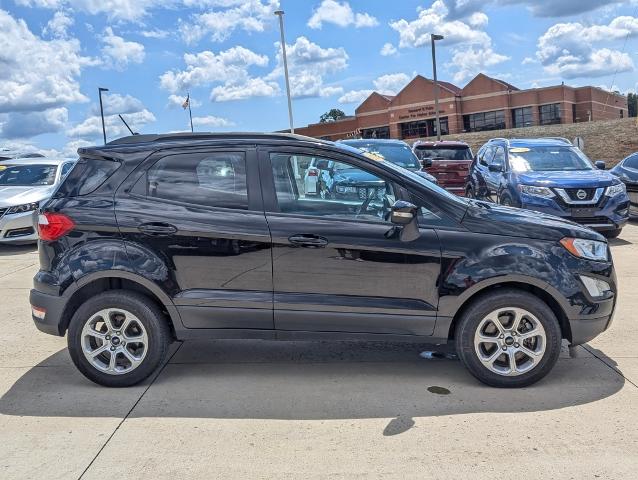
[624,154,638,169]
[56,157,120,197]
[137,152,248,210]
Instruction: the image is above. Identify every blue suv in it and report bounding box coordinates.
[466,138,630,238]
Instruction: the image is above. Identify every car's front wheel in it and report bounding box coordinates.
[68,291,171,387]
[455,289,562,388]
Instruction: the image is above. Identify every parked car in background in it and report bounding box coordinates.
[610,152,638,218]
[31,133,617,389]
[0,150,45,162]
[339,139,438,184]
[465,138,629,238]
[0,158,75,244]
[412,140,473,196]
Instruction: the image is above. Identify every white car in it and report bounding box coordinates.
[0,158,75,244]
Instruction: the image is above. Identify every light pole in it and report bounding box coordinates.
[430,34,444,141]
[98,87,109,145]
[275,10,294,134]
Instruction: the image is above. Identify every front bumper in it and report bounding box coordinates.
[520,193,629,231]
[0,210,38,244]
[29,288,67,336]
[569,314,614,345]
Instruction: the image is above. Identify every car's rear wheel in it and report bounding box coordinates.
[68,291,171,387]
[455,289,562,388]
[603,228,622,239]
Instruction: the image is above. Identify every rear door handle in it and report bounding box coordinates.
[138,222,178,237]
[288,234,329,248]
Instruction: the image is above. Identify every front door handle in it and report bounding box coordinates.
[288,234,329,248]
[138,222,178,237]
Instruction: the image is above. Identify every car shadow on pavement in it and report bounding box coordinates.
[0,244,37,256]
[0,340,625,434]
[609,237,632,246]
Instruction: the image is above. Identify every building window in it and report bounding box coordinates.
[572,104,577,122]
[512,107,533,128]
[463,110,505,132]
[361,126,390,139]
[399,118,448,139]
[620,109,624,118]
[539,103,561,125]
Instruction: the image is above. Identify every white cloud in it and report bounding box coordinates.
[43,11,73,38]
[536,17,638,78]
[338,89,374,104]
[308,0,378,29]
[140,29,170,39]
[167,94,202,108]
[15,0,166,22]
[179,0,279,44]
[160,46,271,93]
[0,107,68,138]
[191,115,235,127]
[0,10,92,115]
[372,73,411,95]
[269,36,349,99]
[211,77,279,101]
[380,43,397,56]
[101,27,145,70]
[67,94,156,140]
[62,139,94,158]
[389,1,508,84]
[338,72,411,105]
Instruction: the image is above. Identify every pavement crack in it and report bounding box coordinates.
[77,341,184,480]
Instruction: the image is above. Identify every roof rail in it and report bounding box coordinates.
[106,132,315,146]
[487,138,510,145]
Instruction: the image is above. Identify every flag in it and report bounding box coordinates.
[182,95,190,110]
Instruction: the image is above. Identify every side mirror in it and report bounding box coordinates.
[421,158,433,168]
[595,161,606,170]
[390,200,417,225]
[488,162,504,172]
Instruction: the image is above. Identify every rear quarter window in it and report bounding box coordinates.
[55,157,121,197]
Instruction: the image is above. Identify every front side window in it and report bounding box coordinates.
[492,147,506,167]
[141,152,248,209]
[271,153,394,222]
[0,164,57,186]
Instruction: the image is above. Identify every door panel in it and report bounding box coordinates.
[115,148,273,330]
[263,150,441,336]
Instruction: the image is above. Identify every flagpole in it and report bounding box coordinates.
[187,92,194,133]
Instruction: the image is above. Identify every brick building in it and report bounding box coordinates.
[295,74,628,141]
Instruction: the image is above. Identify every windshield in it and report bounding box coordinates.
[508,146,594,172]
[415,147,472,161]
[351,144,421,170]
[0,164,58,186]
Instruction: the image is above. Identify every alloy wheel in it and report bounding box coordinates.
[473,307,546,376]
[80,308,149,375]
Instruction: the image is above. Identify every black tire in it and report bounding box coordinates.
[499,193,514,207]
[454,289,562,388]
[68,290,171,387]
[602,228,622,239]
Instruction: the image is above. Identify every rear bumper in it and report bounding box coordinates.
[29,289,67,336]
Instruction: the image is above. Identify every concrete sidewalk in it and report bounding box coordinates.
[1,226,637,479]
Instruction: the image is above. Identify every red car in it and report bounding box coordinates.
[412,140,473,196]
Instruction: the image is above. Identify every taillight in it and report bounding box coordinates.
[308,169,318,177]
[37,212,75,241]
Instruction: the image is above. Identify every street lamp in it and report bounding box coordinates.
[98,87,109,145]
[430,34,444,141]
[275,10,294,134]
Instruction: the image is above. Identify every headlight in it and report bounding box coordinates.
[605,182,626,197]
[6,202,39,214]
[560,237,609,262]
[519,185,554,198]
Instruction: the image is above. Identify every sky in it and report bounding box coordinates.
[1,0,637,157]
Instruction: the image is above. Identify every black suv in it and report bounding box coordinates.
[30,133,617,388]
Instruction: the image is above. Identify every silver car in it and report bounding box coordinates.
[0,158,75,244]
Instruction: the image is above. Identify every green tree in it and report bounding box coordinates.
[628,93,637,118]
[319,108,346,123]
